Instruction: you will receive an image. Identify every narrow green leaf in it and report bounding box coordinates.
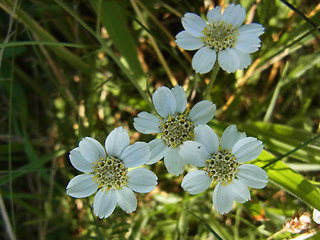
[240,122,320,163]
[0,0,89,71]
[0,148,66,185]
[92,0,146,89]
[253,150,320,210]
[0,41,94,48]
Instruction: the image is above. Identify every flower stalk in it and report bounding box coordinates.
[204,61,220,100]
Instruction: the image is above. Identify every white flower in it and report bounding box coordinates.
[175,4,264,74]
[313,209,320,224]
[180,125,268,214]
[66,126,158,219]
[133,85,216,175]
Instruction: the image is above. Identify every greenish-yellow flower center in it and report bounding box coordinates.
[205,150,239,184]
[93,157,128,190]
[200,21,239,51]
[159,114,195,148]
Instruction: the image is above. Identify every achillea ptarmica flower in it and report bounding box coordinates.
[133,85,216,176]
[66,127,158,219]
[180,125,268,214]
[175,4,264,74]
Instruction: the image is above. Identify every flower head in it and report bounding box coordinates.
[180,125,268,214]
[175,4,264,73]
[133,85,216,175]
[66,127,158,219]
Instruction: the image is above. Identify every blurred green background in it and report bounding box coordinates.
[0,0,320,239]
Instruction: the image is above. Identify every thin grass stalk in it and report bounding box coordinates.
[263,62,289,122]
[54,0,152,109]
[262,134,320,169]
[130,0,178,87]
[135,0,192,63]
[0,0,89,71]
[0,194,16,240]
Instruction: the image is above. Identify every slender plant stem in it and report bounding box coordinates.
[0,194,16,240]
[263,61,289,122]
[280,0,320,32]
[131,0,177,87]
[54,0,153,109]
[184,209,223,240]
[204,61,220,100]
[262,134,320,169]
[2,1,19,237]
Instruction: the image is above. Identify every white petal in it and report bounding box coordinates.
[313,209,320,224]
[164,147,187,175]
[175,31,203,50]
[171,85,187,114]
[232,137,263,162]
[238,23,265,36]
[221,125,246,151]
[127,168,158,193]
[234,34,261,53]
[237,164,268,189]
[69,147,94,173]
[181,170,212,194]
[222,4,246,27]
[227,179,251,203]
[192,47,217,74]
[189,100,216,125]
[236,50,251,70]
[181,12,207,38]
[66,174,98,198]
[207,6,222,23]
[147,139,168,164]
[152,86,176,118]
[79,137,106,163]
[133,112,161,134]
[213,182,234,214]
[93,188,117,219]
[218,48,240,73]
[120,142,150,168]
[105,127,130,158]
[116,187,137,213]
[179,141,210,167]
[194,124,219,155]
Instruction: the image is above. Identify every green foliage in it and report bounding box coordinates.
[1,0,319,239]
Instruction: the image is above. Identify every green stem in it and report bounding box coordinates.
[53,0,153,110]
[262,134,320,169]
[204,61,220,100]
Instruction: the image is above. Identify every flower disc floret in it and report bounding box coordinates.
[201,23,238,51]
[93,157,128,190]
[160,114,195,148]
[205,150,239,184]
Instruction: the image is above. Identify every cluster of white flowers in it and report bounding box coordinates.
[67,85,268,217]
[66,4,269,219]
